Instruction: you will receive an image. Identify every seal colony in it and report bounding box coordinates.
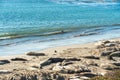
[1,39,120,80]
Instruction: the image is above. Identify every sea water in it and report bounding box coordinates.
[0,0,120,55]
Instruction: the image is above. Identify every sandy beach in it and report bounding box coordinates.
[0,38,120,80]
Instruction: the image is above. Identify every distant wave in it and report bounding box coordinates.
[1,24,120,41]
[49,0,119,5]
[0,30,72,40]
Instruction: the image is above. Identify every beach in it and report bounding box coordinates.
[0,0,120,80]
[0,38,120,79]
[0,1,120,55]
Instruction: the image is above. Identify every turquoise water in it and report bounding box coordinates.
[0,0,120,55]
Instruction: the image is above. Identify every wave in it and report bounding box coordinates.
[1,23,120,41]
[1,24,120,40]
[1,25,120,47]
[0,30,72,40]
[50,0,119,3]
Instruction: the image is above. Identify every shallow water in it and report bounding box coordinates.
[0,0,120,55]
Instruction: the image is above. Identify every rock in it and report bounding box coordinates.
[0,70,12,74]
[0,60,10,65]
[26,52,45,56]
[11,58,28,61]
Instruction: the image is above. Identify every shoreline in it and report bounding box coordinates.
[1,26,120,55]
[1,37,120,58]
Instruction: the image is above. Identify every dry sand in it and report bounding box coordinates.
[0,38,120,80]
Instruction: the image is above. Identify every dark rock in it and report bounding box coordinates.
[11,58,28,61]
[26,52,45,56]
[0,60,10,65]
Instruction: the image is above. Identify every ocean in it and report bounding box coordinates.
[0,0,120,55]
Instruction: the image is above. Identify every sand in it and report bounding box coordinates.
[0,38,120,80]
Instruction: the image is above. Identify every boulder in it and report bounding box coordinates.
[26,52,45,56]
